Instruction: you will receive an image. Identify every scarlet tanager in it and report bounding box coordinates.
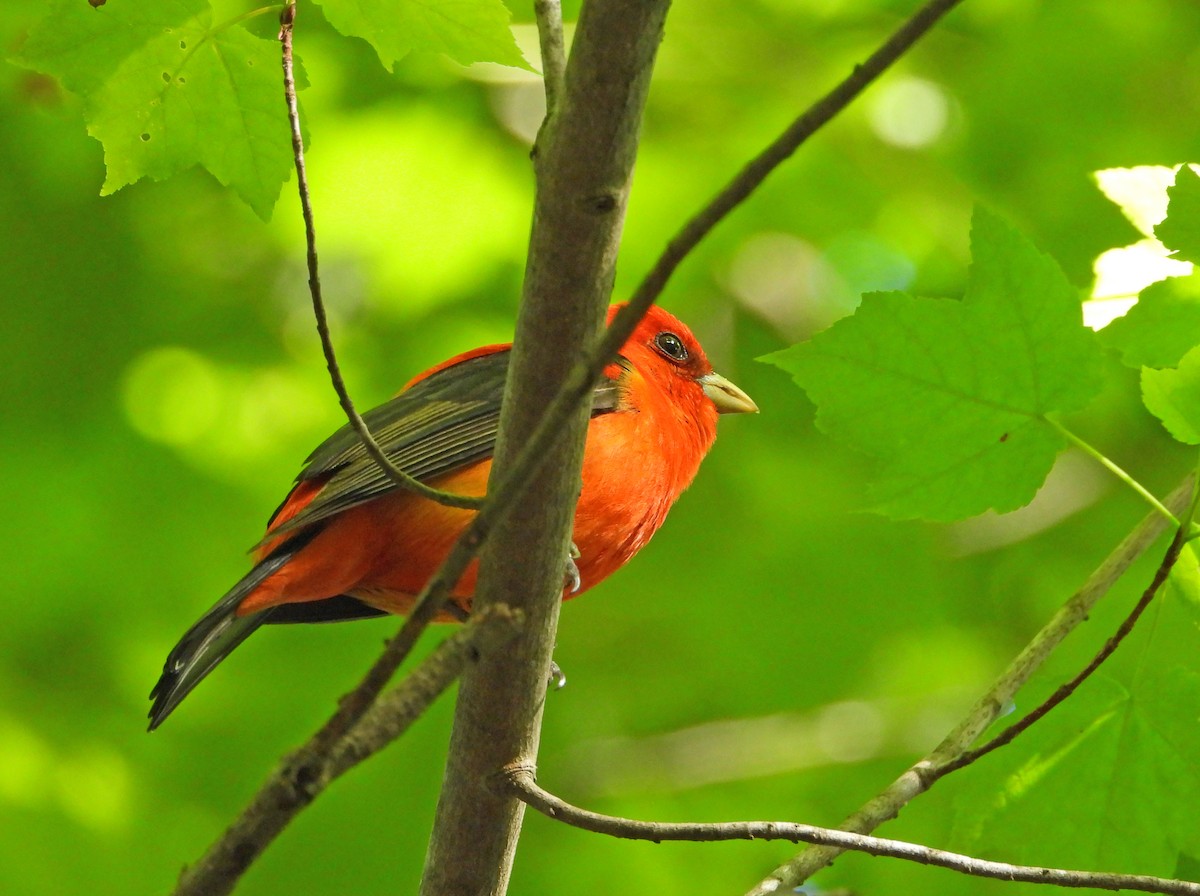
[149,304,756,729]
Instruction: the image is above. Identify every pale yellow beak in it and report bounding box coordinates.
[699,372,759,415]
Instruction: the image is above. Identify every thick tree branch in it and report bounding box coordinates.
[746,475,1196,896]
[169,606,522,896]
[418,2,672,893]
[501,767,1200,896]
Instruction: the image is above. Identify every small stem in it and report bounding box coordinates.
[216,5,279,34]
[1045,416,1179,527]
[278,2,483,511]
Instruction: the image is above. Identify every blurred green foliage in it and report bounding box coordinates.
[2,1,1199,894]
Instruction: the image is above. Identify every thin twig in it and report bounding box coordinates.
[501,767,1200,895]
[935,525,1189,778]
[604,0,967,350]
[534,0,566,114]
[170,606,523,896]
[280,1,482,511]
[746,475,1196,896]
[304,489,491,753]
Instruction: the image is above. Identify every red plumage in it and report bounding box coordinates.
[148,304,755,728]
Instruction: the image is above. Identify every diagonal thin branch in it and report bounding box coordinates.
[501,766,1200,896]
[606,0,966,351]
[280,1,482,511]
[746,474,1196,896]
[169,605,523,896]
[455,0,972,601]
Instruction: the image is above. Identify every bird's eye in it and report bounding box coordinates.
[654,332,688,362]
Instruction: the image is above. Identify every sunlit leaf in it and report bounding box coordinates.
[314,0,531,72]
[1157,165,1200,264]
[1094,165,1176,238]
[1142,343,1200,444]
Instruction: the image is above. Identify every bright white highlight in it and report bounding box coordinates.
[868,76,950,148]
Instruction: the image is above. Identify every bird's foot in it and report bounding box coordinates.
[548,659,567,690]
[564,541,582,594]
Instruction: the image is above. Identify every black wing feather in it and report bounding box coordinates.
[265,350,625,541]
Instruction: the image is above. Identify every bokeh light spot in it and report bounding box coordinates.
[55,745,131,831]
[868,76,950,149]
[122,347,222,446]
[0,717,51,806]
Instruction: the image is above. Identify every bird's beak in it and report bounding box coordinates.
[699,372,759,415]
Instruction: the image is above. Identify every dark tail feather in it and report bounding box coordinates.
[148,537,313,731]
[147,608,271,731]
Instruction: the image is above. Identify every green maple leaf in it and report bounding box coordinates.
[13,0,300,219]
[766,207,1104,521]
[950,592,1200,876]
[1156,165,1200,264]
[314,0,531,72]
[1142,343,1200,444]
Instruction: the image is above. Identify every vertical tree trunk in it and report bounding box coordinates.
[417,1,672,894]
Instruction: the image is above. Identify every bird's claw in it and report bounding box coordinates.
[564,541,582,594]
[548,660,567,690]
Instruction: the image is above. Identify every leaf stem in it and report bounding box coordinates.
[1044,416,1180,527]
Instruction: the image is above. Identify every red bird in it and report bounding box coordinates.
[149,304,756,728]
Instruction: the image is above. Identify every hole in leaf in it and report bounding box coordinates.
[140,133,150,142]
[161,72,170,82]
[246,59,254,66]
[179,40,186,49]
[177,77,186,84]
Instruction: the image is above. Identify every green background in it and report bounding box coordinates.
[2,0,1198,893]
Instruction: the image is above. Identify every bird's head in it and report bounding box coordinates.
[610,303,759,418]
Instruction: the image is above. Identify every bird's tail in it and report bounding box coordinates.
[147,538,311,731]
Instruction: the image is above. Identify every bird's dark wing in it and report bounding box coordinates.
[263,349,625,542]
